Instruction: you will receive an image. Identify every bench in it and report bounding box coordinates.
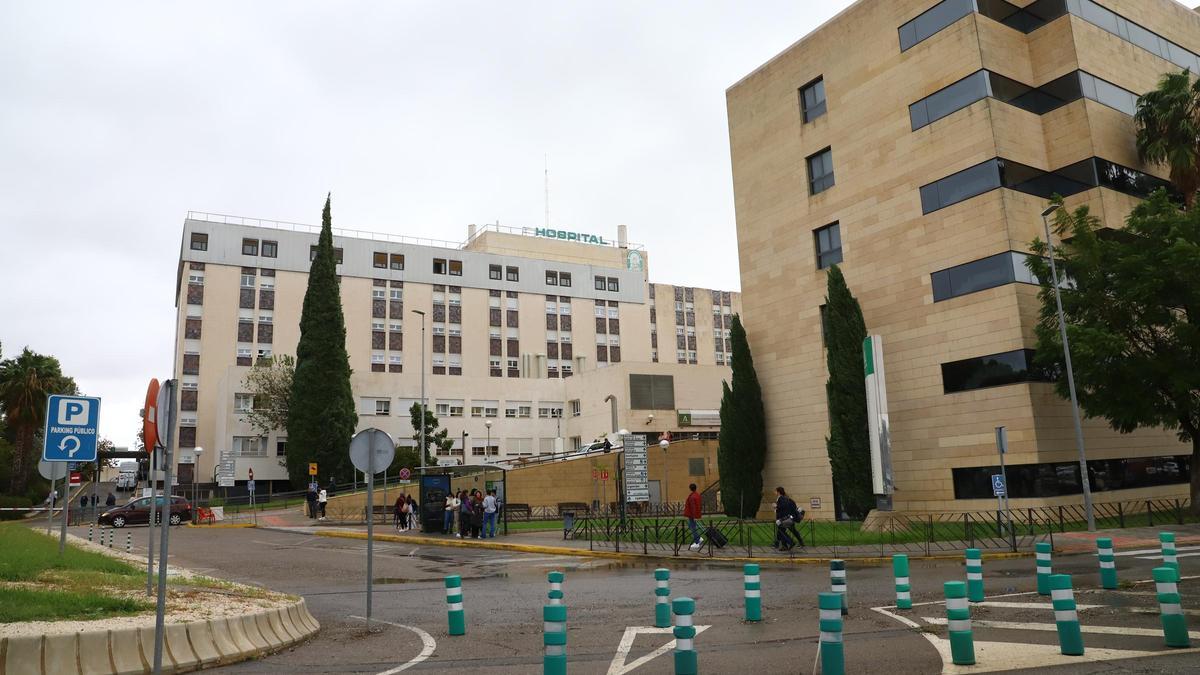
[557,502,589,516]
[505,503,532,521]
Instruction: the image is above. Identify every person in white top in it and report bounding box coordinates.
[444,493,459,535]
[482,490,498,538]
[317,488,328,521]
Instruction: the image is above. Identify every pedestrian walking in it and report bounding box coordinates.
[444,492,459,534]
[458,490,471,538]
[483,489,498,538]
[684,483,704,551]
[105,492,116,507]
[393,494,404,531]
[317,487,328,520]
[773,487,805,550]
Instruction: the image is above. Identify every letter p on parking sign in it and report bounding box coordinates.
[57,399,91,425]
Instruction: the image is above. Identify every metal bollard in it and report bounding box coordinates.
[893,554,912,610]
[818,592,845,675]
[830,559,848,615]
[1049,574,1084,655]
[548,571,564,606]
[1160,533,1178,573]
[654,568,671,629]
[1096,537,1117,590]
[543,603,567,675]
[88,524,94,543]
[743,563,761,622]
[1035,542,1052,596]
[944,581,975,665]
[445,575,465,636]
[1153,566,1191,648]
[107,528,114,548]
[126,533,132,554]
[672,597,698,675]
[965,548,984,602]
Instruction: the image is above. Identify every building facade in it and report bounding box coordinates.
[171,214,740,490]
[727,0,1196,514]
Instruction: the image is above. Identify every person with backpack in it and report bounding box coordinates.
[684,483,704,551]
[773,486,806,550]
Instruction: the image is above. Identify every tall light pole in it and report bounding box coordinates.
[412,310,427,473]
[1040,203,1095,531]
[659,435,670,507]
[485,420,492,459]
[192,447,203,510]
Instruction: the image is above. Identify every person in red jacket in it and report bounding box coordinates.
[684,483,703,551]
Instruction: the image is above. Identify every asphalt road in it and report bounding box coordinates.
[76,524,1200,674]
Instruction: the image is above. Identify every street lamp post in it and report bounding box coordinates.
[412,310,427,473]
[659,436,670,510]
[192,447,203,513]
[1040,203,1095,532]
[485,420,492,459]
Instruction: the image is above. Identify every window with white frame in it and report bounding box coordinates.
[258,312,272,323]
[449,291,462,305]
[259,277,274,289]
[390,321,402,331]
[489,357,501,369]
[432,354,445,366]
[372,289,385,299]
[607,306,619,319]
[608,335,620,346]
[432,324,445,335]
[257,348,272,359]
[448,325,462,336]
[506,327,518,339]
[436,403,451,416]
[433,292,445,304]
[545,301,557,313]
[506,297,518,310]
[371,353,385,364]
[686,327,696,337]
[538,403,564,418]
[507,357,518,370]
[595,334,607,345]
[237,347,252,359]
[489,296,501,308]
[560,331,572,343]
[372,321,385,330]
[389,354,402,365]
[506,437,533,455]
[570,399,581,417]
[561,362,573,374]
[559,304,571,315]
[505,402,518,418]
[234,393,254,412]
[390,289,403,300]
[676,326,685,336]
[241,274,255,288]
[539,438,557,454]
[489,327,501,339]
[188,273,204,284]
[232,436,264,457]
[594,305,605,318]
[376,400,391,415]
[546,330,558,341]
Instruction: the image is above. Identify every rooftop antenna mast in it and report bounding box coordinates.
[544,154,551,230]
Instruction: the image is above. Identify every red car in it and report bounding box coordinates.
[99,495,192,528]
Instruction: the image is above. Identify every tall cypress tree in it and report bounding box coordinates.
[286,196,357,487]
[717,314,767,518]
[824,265,873,518]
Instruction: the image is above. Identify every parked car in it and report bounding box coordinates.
[99,495,192,528]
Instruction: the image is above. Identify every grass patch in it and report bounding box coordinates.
[0,524,141,581]
[504,519,563,533]
[0,586,150,623]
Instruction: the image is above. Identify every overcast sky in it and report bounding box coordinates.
[0,1,855,448]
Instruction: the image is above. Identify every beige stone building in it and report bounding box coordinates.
[727,0,1195,514]
[171,214,739,492]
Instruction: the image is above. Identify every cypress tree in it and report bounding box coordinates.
[717,314,766,518]
[286,195,358,487]
[824,265,873,519]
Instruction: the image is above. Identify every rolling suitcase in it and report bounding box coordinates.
[704,525,728,548]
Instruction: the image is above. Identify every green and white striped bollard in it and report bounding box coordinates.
[672,597,697,675]
[1160,533,1178,573]
[1096,537,1117,590]
[893,554,912,610]
[445,575,466,636]
[548,571,564,606]
[830,559,848,615]
[965,548,984,602]
[1035,542,1052,596]
[743,563,761,622]
[818,592,845,675]
[543,603,567,675]
[654,569,671,628]
[1049,574,1084,655]
[944,581,975,665]
[1153,566,1191,648]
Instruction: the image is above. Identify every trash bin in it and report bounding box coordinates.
[563,511,575,540]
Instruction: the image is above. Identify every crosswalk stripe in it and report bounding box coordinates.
[1115,545,1200,557]
[971,601,1102,611]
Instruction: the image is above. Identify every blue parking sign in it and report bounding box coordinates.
[43,395,101,462]
[991,474,1006,497]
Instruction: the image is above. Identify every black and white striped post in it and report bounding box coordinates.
[125,533,132,554]
[830,559,847,616]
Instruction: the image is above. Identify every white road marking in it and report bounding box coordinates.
[606,625,710,675]
[348,616,437,674]
[920,616,1200,640]
[1135,552,1200,560]
[1114,545,1200,557]
[970,601,1102,611]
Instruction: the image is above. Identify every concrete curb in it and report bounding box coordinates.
[0,598,319,675]
[307,528,1033,566]
[184,523,256,529]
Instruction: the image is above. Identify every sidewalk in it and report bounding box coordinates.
[1052,523,1200,554]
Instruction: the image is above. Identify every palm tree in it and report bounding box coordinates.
[0,348,76,496]
[1135,69,1200,207]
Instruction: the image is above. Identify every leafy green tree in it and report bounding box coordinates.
[0,347,78,496]
[286,196,358,487]
[242,355,295,437]
[408,403,454,460]
[717,315,766,518]
[1135,69,1200,207]
[1027,194,1200,513]
[390,444,435,473]
[824,266,873,519]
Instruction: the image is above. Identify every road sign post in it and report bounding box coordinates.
[152,379,178,675]
[995,427,1013,546]
[349,428,395,626]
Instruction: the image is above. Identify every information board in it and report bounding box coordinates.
[621,434,650,502]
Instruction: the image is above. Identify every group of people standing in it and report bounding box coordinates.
[305,484,330,520]
[393,493,419,531]
[442,489,500,539]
